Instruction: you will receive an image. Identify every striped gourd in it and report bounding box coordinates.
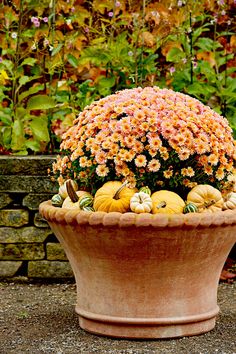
[183,202,198,214]
[82,206,95,212]
[51,194,64,207]
[139,186,151,196]
[79,195,94,209]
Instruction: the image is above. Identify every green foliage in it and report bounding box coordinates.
[0,0,235,154]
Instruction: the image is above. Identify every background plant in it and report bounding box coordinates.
[0,0,235,155]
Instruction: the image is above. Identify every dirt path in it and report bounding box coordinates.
[1,280,235,354]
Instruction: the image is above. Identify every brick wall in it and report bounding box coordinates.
[0,156,74,280]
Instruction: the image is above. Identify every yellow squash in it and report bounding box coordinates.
[93,181,137,213]
[186,184,223,212]
[151,190,185,214]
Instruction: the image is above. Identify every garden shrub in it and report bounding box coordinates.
[0,0,235,154]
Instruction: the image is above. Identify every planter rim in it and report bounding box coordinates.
[39,200,236,229]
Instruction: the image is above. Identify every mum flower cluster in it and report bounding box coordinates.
[52,87,236,197]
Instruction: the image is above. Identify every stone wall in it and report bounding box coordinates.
[0,156,74,280]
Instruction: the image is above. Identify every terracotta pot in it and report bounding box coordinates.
[39,201,236,339]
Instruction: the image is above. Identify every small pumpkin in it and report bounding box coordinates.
[79,195,94,209]
[59,179,78,199]
[183,202,198,214]
[186,184,223,212]
[223,192,236,210]
[130,191,153,213]
[93,181,137,213]
[51,194,64,207]
[139,186,151,196]
[151,190,185,214]
[62,180,92,209]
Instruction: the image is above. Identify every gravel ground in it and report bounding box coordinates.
[0,279,235,354]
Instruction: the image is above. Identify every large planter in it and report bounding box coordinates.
[39,201,236,339]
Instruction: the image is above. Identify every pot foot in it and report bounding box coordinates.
[78,316,216,339]
[76,306,219,339]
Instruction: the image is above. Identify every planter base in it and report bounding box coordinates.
[39,202,236,339]
[76,306,219,339]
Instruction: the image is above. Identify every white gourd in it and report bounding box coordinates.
[59,179,78,199]
[223,192,236,210]
[130,191,153,213]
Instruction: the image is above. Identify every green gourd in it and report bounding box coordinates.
[79,195,94,209]
[51,194,64,207]
[139,186,151,196]
[183,202,198,214]
[82,206,95,212]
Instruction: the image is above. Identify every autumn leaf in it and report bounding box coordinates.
[196,51,216,68]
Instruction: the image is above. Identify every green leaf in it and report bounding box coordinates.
[0,111,12,125]
[30,116,50,142]
[18,84,44,103]
[18,75,41,88]
[11,120,25,151]
[25,140,41,152]
[192,27,210,43]
[27,95,56,111]
[2,127,12,148]
[51,43,64,56]
[195,37,221,51]
[67,54,79,68]
[90,37,106,45]
[20,58,37,67]
[166,47,185,63]
[98,76,116,88]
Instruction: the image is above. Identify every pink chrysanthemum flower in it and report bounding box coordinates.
[53,87,236,196]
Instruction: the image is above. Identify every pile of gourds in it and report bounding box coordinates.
[51,179,236,214]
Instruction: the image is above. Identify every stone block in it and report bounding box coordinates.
[34,212,50,228]
[0,156,56,176]
[0,209,29,227]
[28,260,74,278]
[0,226,52,243]
[0,193,13,209]
[0,261,23,277]
[23,194,54,210]
[47,243,68,260]
[0,176,58,193]
[0,243,45,260]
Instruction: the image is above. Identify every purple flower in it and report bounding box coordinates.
[34,20,40,28]
[31,16,40,27]
[115,1,121,6]
[0,57,3,63]
[217,0,225,5]
[43,17,48,23]
[108,11,113,17]
[71,7,75,12]
[128,51,133,56]
[169,67,175,75]
[182,58,187,64]
[177,0,183,6]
